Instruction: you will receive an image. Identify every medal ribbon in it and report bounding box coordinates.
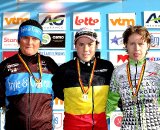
[18,53,42,83]
[77,58,96,94]
[126,61,146,96]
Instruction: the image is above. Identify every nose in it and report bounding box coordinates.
[28,37,34,44]
[84,45,89,51]
[135,44,139,51]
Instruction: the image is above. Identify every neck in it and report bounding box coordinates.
[78,57,95,66]
[19,49,38,61]
[129,58,146,66]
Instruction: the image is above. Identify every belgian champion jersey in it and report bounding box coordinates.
[52,57,114,130]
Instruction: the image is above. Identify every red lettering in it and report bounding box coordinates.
[75,16,99,25]
[4,37,17,42]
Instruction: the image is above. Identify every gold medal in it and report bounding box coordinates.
[18,53,42,88]
[36,82,42,88]
[77,58,96,100]
[132,96,137,103]
[127,61,146,102]
[132,87,136,94]
[82,94,88,100]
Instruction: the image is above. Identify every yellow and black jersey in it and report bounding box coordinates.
[52,57,114,130]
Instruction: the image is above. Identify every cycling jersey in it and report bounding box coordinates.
[0,50,58,130]
[52,57,114,130]
[107,58,160,130]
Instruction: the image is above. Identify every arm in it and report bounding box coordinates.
[0,62,6,107]
[52,65,65,101]
[45,56,64,100]
[106,70,121,118]
[0,83,5,107]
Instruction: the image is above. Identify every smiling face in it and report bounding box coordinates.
[75,37,97,62]
[126,33,150,61]
[20,36,40,56]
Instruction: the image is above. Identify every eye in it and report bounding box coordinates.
[22,36,28,40]
[88,43,93,47]
[138,42,144,46]
[32,37,39,41]
[79,43,84,46]
[129,42,135,45]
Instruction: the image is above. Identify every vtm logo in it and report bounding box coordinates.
[146,13,160,23]
[5,17,28,25]
[75,16,99,25]
[110,18,135,26]
[41,15,65,25]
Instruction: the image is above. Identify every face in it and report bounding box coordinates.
[126,33,150,61]
[75,37,97,62]
[20,36,40,56]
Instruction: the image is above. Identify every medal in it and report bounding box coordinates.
[36,82,42,88]
[132,87,136,94]
[77,58,96,100]
[82,94,88,100]
[132,96,137,103]
[127,61,146,102]
[18,53,42,88]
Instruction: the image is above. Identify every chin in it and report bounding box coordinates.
[82,58,90,62]
[24,52,35,56]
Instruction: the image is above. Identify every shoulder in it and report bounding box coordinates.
[113,63,127,74]
[59,59,75,68]
[40,54,54,61]
[96,58,114,68]
[40,54,58,72]
[146,60,160,70]
[0,53,18,65]
[54,59,76,76]
[40,54,57,64]
[146,60,160,66]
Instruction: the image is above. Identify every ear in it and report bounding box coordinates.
[75,44,78,50]
[96,44,98,49]
[124,44,128,52]
[96,41,99,49]
[147,44,150,50]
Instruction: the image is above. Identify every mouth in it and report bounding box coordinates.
[83,54,90,57]
[26,47,33,49]
[134,53,139,57]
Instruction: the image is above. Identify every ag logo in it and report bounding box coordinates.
[144,11,160,28]
[41,15,65,26]
[146,13,160,23]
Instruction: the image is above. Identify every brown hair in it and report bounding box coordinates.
[123,25,151,49]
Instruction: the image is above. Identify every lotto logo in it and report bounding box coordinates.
[75,16,99,25]
[73,12,100,29]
